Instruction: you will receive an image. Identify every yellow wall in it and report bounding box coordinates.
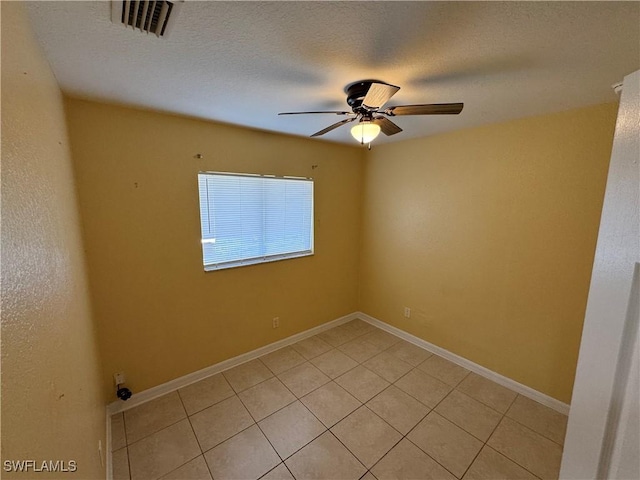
[0,3,105,478]
[359,103,617,403]
[64,99,364,399]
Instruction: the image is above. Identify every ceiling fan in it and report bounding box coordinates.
[278,80,463,146]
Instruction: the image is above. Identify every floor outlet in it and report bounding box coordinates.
[404,307,411,318]
[272,317,280,328]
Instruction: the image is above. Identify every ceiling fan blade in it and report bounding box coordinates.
[385,103,464,116]
[278,111,352,116]
[310,117,356,137]
[362,82,400,110]
[373,116,402,136]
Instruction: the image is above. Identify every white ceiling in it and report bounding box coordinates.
[26,1,640,145]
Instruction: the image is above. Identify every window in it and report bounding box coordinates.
[197,172,314,270]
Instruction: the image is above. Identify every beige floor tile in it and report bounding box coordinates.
[300,381,361,428]
[285,431,367,480]
[394,369,452,408]
[386,340,433,367]
[364,352,413,383]
[128,419,200,480]
[124,392,186,444]
[463,446,537,480]
[331,406,402,468]
[371,439,456,480]
[204,425,280,480]
[435,390,502,441]
[238,377,296,421]
[506,395,568,445]
[190,395,254,451]
[112,447,130,480]
[317,326,353,347]
[366,385,429,435]
[111,413,127,451]
[161,456,212,480]
[338,337,385,363]
[456,373,517,413]
[360,330,401,349]
[360,472,377,480]
[223,359,274,393]
[488,417,562,480]
[259,401,326,459]
[261,463,295,480]
[336,323,369,342]
[291,335,333,360]
[310,349,358,379]
[178,374,235,415]
[278,362,330,397]
[340,319,376,336]
[408,412,483,478]
[335,365,390,403]
[260,347,307,375]
[418,355,470,386]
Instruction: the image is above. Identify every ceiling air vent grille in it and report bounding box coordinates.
[111,1,181,38]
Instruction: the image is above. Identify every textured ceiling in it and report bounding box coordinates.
[26,1,640,145]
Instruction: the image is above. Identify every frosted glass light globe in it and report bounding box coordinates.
[350,122,381,144]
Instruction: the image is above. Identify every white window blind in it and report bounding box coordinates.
[197,172,314,270]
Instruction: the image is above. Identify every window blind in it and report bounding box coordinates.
[197,172,314,270]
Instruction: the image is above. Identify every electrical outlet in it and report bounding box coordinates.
[404,307,411,318]
[114,372,125,386]
[272,317,280,328]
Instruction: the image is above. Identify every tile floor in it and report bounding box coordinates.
[111,319,568,480]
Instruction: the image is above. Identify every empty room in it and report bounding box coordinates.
[2,1,639,479]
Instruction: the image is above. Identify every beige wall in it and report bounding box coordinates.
[64,99,364,399]
[359,103,617,403]
[0,3,105,479]
[65,98,614,406]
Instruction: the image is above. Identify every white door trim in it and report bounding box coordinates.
[560,69,640,479]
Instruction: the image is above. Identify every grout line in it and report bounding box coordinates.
[200,421,257,456]
[157,451,202,480]
[397,381,461,479]
[254,421,288,464]
[504,394,567,448]
[325,430,369,473]
[282,462,297,479]
[256,462,285,480]
[258,401,329,462]
[359,313,570,415]
[222,357,276,394]
[177,389,208,458]
[484,445,544,479]
[125,416,187,448]
[488,416,561,478]
[121,414,132,480]
[126,446,131,480]
[371,360,506,479]
[325,397,407,476]
[117,320,560,479]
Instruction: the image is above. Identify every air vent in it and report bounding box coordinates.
[111,1,182,38]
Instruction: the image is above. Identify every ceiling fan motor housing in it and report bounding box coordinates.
[345,81,374,111]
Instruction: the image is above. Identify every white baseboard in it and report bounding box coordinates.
[357,311,570,415]
[105,309,569,420]
[106,311,358,415]
[105,409,112,480]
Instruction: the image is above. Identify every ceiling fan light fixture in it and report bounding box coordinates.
[350,121,381,144]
